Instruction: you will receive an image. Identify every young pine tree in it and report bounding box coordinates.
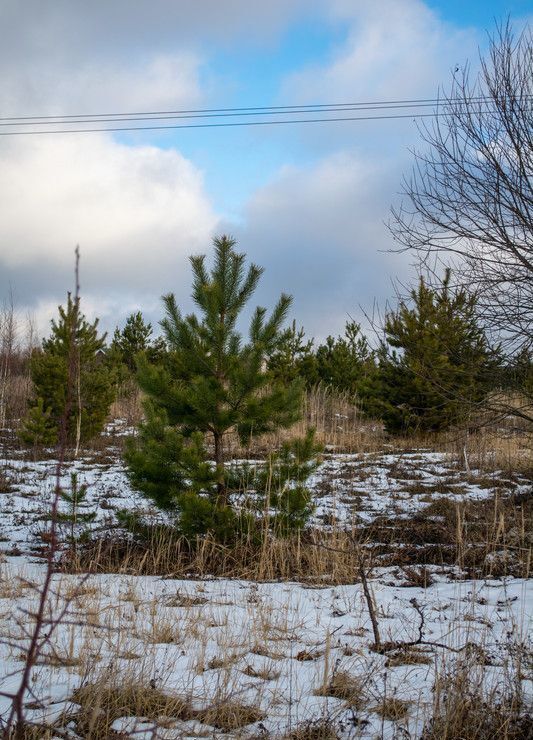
[107,311,167,400]
[109,311,166,373]
[18,397,57,449]
[126,235,308,540]
[377,270,498,433]
[57,472,96,549]
[267,320,318,385]
[21,294,114,449]
[313,321,379,415]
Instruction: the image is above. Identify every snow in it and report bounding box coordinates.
[0,559,530,738]
[0,431,531,737]
[1,443,528,553]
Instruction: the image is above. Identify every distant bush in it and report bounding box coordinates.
[376,270,500,433]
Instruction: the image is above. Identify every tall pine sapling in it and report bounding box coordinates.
[21,294,114,450]
[126,235,312,540]
[377,270,499,433]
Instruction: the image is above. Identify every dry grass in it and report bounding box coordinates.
[108,381,143,427]
[242,662,281,681]
[63,472,532,581]
[195,701,265,731]
[65,527,364,584]
[70,680,190,738]
[7,724,57,740]
[68,657,265,735]
[315,669,366,709]
[206,652,241,670]
[375,696,411,721]
[361,490,532,578]
[422,660,533,740]
[385,647,433,667]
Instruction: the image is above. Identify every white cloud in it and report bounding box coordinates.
[1,53,204,118]
[234,152,410,339]
[284,0,476,104]
[0,134,218,328]
[0,0,495,342]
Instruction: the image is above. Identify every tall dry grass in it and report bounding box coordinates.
[64,527,363,584]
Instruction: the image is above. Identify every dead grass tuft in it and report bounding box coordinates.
[242,663,281,681]
[375,696,411,721]
[315,670,366,709]
[385,647,433,667]
[195,701,265,731]
[398,565,435,588]
[70,681,189,738]
[206,652,241,670]
[284,717,341,739]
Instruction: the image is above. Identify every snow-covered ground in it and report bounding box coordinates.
[0,441,528,554]
[0,558,531,738]
[0,432,531,737]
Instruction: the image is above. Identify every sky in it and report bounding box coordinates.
[0,0,530,343]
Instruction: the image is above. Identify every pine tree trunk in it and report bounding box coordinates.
[213,431,227,505]
[74,353,82,459]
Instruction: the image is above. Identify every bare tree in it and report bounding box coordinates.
[0,292,19,430]
[391,22,533,355]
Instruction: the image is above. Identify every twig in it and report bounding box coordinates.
[2,248,85,739]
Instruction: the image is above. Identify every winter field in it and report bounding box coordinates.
[0,423,531,739]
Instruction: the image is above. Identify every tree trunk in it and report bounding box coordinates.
[213,431,227,505]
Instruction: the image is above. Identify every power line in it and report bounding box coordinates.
[0,94,517,123]
[0,96,524,136]
[0,99,505,129]
[0,112,464,136]
[0,102,464,127]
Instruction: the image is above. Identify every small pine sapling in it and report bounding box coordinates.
[22,293,114,451]
[18,398,57,451]
[57,472,96,550]
[255,429,321,534]
[125,235,313,541]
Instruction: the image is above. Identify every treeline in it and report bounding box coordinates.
[12,250,530,455]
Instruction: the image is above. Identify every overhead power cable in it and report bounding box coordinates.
[0,95,526,136]
[0,94,517,122]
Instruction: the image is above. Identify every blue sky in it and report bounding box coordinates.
[0,0,530,340]
[120,0,530,216]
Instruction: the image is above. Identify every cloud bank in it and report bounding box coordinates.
[0,0,489,340]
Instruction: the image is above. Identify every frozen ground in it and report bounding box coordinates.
[0,430,531,737]
[0,436,529,555]
[0,558,531,738]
